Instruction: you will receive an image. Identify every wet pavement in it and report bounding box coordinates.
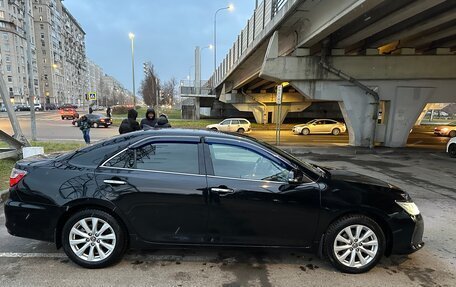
[0,147,455,286]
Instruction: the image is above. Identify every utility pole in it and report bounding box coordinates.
[24,0,37,141]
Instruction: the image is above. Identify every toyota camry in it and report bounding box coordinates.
[5,129,423,273]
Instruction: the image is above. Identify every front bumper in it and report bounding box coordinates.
[391,213,424,255]
[4,198,60,243]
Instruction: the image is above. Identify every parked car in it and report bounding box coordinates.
[434,121,456,137]
[5,129,423,272]
[34,103,44,111]
[60,108,79,120]
[44,103,57,110]
[447,137,456,158]
[206,118,251,133]
[0,106,6,112]
[73,113,112,128]
[293,119,347,135]
[15,104,30,111]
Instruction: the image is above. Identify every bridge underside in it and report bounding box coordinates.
[213,0,456,147]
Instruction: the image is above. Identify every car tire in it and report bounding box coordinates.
[237,128,245,133]
[325,214,385,274]
[61,116,65,120]
[93,123,99,128]
[449,144,456,158]
[211,128,218,131]
[332,128,341,136]
[301,128,310,135]
[449,130,456,138]
[62,209,126,269]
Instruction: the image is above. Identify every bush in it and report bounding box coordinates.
[112,105,131,115]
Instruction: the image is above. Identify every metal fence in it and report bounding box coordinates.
[208,0,289,89]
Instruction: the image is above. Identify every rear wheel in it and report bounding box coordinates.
[62,209,126,268]
[237,128,245,133]
[449,144,456,158]
[332,128,341,136]
[449,130,456,138]
[93,123,99,128]
[61,116,64,120]
[211,127,218,131]
[301,128,310,135]
[325,215,385,273]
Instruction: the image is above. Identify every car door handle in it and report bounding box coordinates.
[103,179,127,185]
[211,187,234,195]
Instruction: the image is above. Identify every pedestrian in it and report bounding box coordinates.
[79,115,91,144]
[89,106,93,114]
[139,108,158,129]
[106,106,112,118]
[119,109,141,134]
[154,114,172,128]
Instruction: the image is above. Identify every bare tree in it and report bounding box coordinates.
[140,62,160,106]
[161,77,177,106]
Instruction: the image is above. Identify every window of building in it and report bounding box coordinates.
[6,65,11,72]
[0,11,4,19]
[7,76,12,82]
[209,144,290,182]
[5,55,10,62]
[0,0,4,8]
[3,44,10,52]
[2,33,7,41]
[40,24,44,30]
[40,33,45,39]
[0,22,5,28]
[105,143,200,175]
[38,7,43,13]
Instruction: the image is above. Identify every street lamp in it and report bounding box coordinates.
[214,4,234,77]
[128,32,136,106]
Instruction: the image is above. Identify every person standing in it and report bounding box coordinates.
[154,114,172,128]
[106,106,112,118]
[89,106,93,114]
[119,109,141,134]
[79,115,91,144]
[139,108,157,129]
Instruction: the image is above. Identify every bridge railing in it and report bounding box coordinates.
[208,0,288,89]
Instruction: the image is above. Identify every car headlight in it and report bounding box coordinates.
[395,201,420,216]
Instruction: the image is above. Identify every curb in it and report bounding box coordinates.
[0,189,9,203]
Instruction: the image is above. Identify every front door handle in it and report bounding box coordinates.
[104,179,127,185]
[211,187,234,196]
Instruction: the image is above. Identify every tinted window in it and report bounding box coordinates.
[209,144,289,182]
[106,143,199,174]
[240,120,249,125]
[315,121,324,125]
[231,120,240,125]
[220,120,230,125]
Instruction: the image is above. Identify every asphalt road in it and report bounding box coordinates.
[0,148,455,286]
[0,111,452,149]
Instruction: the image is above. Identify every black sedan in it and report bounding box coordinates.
[5,129,424,272]
[73,113,112,128]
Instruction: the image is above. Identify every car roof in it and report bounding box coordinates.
[224,118,250,121]
[126,128,254,142]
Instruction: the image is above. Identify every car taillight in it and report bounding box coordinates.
[100,119,105,122]
[10,168,27,187]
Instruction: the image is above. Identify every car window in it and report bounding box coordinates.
[209,144,289,182]
[240,120,249,125]
[220,120,230,125]
[231,120,240,125]
[105,143,199,174]
[327,120,336,124]
[315,120,324,125]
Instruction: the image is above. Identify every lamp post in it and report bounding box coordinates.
[213,4,234,78]
[129,32,136,107]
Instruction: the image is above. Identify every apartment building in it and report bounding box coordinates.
[0,0,40,105]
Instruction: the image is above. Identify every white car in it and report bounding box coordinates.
[292,119,347,135]
[447,137,456,158]
[206,118,251,133]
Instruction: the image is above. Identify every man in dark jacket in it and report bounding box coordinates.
[106,106,112,118]
[140,108,157,129]
[155,114,171,128]
[119,109,140,134]
[79,115,91,144]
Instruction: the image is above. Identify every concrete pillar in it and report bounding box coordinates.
[384,87,434,147]
[338,86,377,147]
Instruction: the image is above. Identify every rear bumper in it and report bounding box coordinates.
[391,213,424,255]
[4,198,60,243]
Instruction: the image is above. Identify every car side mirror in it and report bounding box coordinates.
[288,169,303,184]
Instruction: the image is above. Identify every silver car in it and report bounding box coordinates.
[292,119,346,135]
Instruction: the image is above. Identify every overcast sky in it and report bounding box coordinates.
[64,0,256,93]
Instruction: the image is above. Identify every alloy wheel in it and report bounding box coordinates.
[333,224,378,268]
[69,217,116,262]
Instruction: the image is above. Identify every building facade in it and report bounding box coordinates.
[0,0,40,105]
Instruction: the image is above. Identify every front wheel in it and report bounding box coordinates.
[62,209,126,268]
[325,215,385,273]
[301,128,310,135]
[332,128,341,136]
[449,144,456,158]
[237,128,245,133]
[449,130,456,138]
[210,128,218,131]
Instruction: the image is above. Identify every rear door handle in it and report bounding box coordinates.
[104,179,127,185]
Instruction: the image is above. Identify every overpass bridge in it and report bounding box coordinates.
[208,0,456,147]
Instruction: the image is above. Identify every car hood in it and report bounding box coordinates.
[329,169,394,189]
